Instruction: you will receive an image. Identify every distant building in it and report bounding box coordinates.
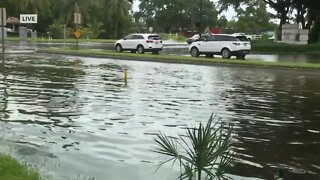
[279,24,309,45]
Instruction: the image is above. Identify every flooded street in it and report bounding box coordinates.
[6,41,320,63]
[0,54,320,179]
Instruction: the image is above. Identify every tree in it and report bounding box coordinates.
[137,0,218,33]
[308,17,320,44]
[218,0,292,40]
[55,0,93,26]
[105,0,131,38]
[234,1,273,34]
[15,0,50,14]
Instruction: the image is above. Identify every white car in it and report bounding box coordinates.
[189,34,251,59]
[233,33,252,40]
[114,33,163,54]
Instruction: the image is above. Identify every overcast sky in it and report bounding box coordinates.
[132,0,237,20]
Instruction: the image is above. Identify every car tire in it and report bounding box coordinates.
[190,47,200,57]
[221,48,231,59]
[137,45,144,54]
[115,44,122,52]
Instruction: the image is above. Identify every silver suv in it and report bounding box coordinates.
[189,34,251,59]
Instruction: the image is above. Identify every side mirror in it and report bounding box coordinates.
[204,38,207,41]
[123,37,127,40]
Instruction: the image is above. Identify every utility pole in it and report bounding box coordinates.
[74,13,81,50]
[200,0,203,39]
[0,8,6,67]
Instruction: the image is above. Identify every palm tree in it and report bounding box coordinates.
[105,0,131,38]
[16,0,49,14]
[57,0,94,26]
[153,114,234,180]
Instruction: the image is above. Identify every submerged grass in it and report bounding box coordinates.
[0,154,40,180]
[38,48,320,70]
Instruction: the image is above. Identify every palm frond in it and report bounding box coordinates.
[153,113,235,180]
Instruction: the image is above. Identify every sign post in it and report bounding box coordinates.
[19,14,38,42]
[74,13,81,50]
[0,8,6,67]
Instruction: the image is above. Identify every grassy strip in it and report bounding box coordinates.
[0,154,40,180]
[251,40,320,54]
[38,48,320,70]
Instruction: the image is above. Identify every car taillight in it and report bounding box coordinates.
[146,40,153,43]
[233,42,240,46]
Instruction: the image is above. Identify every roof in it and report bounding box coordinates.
[6,17,20,24]
[130,33,160,37]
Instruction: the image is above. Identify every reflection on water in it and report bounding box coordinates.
[0,54,320,180]
[247,54,320,63]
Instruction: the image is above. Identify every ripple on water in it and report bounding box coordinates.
[1,55,320,179]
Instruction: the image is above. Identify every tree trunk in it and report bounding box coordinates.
[115,21,118,39]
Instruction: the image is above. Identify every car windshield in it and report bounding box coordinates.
[235,36,249,41]
[148,35,161,40]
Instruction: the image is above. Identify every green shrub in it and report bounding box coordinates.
[153,114,234,180]
[48,23,64,39]
[251,41,320,53]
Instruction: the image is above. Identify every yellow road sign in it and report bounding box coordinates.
[73,30,81,39]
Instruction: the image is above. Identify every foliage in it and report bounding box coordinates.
[153,114,234,180]
[105,0,132,38]
[308,17,320,44]
[234,1,273,34]
[137,0,218,33]
[251,40,320,53]
[48,22,64,39]
[0,154,40,180]
[218,0,319,30]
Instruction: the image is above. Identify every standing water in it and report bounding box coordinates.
[0,54,320,180]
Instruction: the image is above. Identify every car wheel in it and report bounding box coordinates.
[115,44,122,52]
[190,47,200,57]
[152,50,159,55]
[221,48,231,59]
[137,45,144,54]
[205,53,214,58]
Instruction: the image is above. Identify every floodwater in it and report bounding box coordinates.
[0,54,320,180]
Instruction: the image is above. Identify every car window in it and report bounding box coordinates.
[133,35,144,39]
[148,35,161,40]
[214,36,225,41]
[235,36,248,41]
[206,36,217,41]
[124,35,134,40]
[221,36,237,41]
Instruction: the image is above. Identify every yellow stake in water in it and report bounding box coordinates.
[124,68,128,83]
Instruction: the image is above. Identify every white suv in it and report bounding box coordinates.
[189,34,251,59]
[114,34,163,54]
